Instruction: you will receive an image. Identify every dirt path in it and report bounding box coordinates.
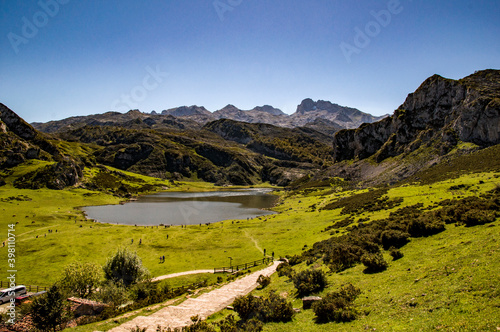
[244,231,263,254]
[107,261,280,332]
[151,270,214,282]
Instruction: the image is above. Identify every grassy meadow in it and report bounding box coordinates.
[0,156,499,330]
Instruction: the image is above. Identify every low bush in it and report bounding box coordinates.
[407,216,445,237]
[389,248,404,260]
[287,255,303,266]
[264,291,296,323]
[95,280,129,306]
[233,294,265,322]
[130,280,156,301]
[312,284,361,323]
[380,229,410,250]
[292,268,328,297]
[323,241,365,273]
[257,275,271,289]
[461,209,497,226]
[232,292,295,324]
[361,252,388,273]
[276,261,293,278]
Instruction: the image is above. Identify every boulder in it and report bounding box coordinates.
[302,296,322,309]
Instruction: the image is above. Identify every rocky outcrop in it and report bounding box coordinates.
[13,160,83,190]
[292,98,386,129]
[204,119,253,145]
[251,105,285,116]
[113,144,154,169]
[0,103,37,140]
[0,104,61,168]
[333,70,500,163]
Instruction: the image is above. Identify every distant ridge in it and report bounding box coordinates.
[32,99,386,136]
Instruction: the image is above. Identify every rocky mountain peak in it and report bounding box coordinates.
[0,103,38,140]
[332,70,500,163]
[296,98,317,114]
[218,104,241,113]
[161,105,210,117]
[251,105,285,116]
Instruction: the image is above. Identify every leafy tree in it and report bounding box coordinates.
[103,248,149,287]
[31,285,69,331]
[60,262,101,298]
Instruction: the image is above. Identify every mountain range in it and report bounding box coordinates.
[32,99,386,136]
[1,69,499,190]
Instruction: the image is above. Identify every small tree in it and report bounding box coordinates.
[60,262,101,298]
[103,248,149,287]
[31,285,69,331]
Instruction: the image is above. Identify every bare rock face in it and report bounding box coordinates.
[14,160,83,190]
[333,70,500,162]
[0,104,60,168]
[0,103,37,140]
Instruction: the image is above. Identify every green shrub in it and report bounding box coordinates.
[264,291,295,323]
[182,316,217,332]
[232,292,295,324]
[407,216,445,237]
[324,242,364,273]
[276,261,293,278]
[95,280,129,306]
[287,255,303,266]
[312,284,361,323]
[233,294,265,321]
[361,252,388,273]
[60,262,101,298]
[380,229,410,250]
[461,209,497,226]
[389,248,404,260]
[130,280,156,301]
[257,275,271,289]
[239,318,263,332]
[31,285,70,332]
[103,248,149,287]
[214,314,239,332]
[129,327,147,332]
[292,268,328,297]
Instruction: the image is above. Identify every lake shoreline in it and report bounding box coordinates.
[81,188,279,226]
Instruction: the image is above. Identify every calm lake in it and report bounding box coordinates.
[82,188,278,226]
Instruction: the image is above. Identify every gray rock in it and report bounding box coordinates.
[302,296,322,309]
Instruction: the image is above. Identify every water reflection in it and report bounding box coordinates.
[82,189,278,226]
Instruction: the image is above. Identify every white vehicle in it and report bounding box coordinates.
[0,285,26,304]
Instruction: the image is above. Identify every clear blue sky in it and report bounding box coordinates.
[1,0,499,123]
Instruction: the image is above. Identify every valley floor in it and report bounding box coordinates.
[0,163,499,330]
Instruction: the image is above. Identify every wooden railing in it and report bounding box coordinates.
[0,281,48,293]
[214,257,273,273]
